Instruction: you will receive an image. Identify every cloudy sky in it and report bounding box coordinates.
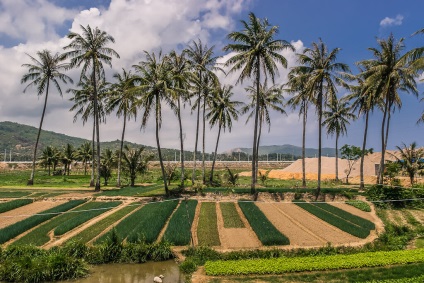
[1,0,424,154]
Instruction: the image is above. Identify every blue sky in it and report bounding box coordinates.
[0,0,423,154]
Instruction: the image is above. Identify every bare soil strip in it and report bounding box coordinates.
[216,202,261,249]
[191,201,201,246]
[257,203,327,247]
[156,200,181,243]
[409,209,424,223]
[0,200,66,229]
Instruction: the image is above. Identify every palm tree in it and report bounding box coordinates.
[169,50,192,187]
[122,145,153,187]
[75,141,92,175]
[393,142,424,186]
[107,68,138,187]
[63,25,120,191]
[185,39,219,185]
[243,80,286,180]
[295,39,349,196]
[133,51,175,196]
[360,34,418,184]
[100,148,115,186]
[223,12,294,194]
[61,143,75,175]
[40,146,55,176]
[21,50,73,185]
[207,85,242,183]
[323,97,356,181]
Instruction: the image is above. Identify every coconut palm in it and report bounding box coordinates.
[360,34,418,184]
[61,143,75,175]
[223,12,294,194]
[100,148,115,186]
[40,146,55,176]
[21,50,73,185]
[295,39,349,196]
[107,68,138,187]
[122,145,153,187]
[75,141,92,175]
[63,25,119,191]
[133,50,175,196]
[207,85,242,183]
[323,97,356,181]
[185,39,219,185]
[393,142,424,186]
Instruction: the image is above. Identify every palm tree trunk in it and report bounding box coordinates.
[210,124,221,183]
[28,80,50,185]
[251,58,260,194]
[92,64,101,191]
[256,115,263,183]
[90,117,95,187]
[360,110,370,190]
[202,95,206,184]
[317,84,323,198]
[117,111,126,187]
[177,98,185,187]
[192,93,201,185]
[378,99,389,184]
[156,95,169,196]
[302,101,307,187]
[335,132,339,181]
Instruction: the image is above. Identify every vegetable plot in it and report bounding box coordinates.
[163,199,197,246]
[0,199,33,214]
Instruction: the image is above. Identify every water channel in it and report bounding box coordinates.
[59,260,184,283]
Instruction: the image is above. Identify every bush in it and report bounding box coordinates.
[366,185,422,208]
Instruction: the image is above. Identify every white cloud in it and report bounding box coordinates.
[380,14,404,27]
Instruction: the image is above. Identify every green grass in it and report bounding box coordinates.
[238,202,289,246]
[97,183,164,197]
[0,191,32,198]
[416,237,424,248]
[0,200,85,244]
[163,199,197,246]
[294,201,371,238]
[197,202,221,246]
[346,200,371,212]
[205,248,424,276]
[53,201,121,236]
[0,199,33,213]
[220,202,244,228]
[67,203,140,244]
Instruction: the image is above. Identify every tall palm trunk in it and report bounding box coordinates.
[360,110,370,190]
[251,58,260,194]
[378,98,389,184]
[210,124,222,183]
[90,116,95,187]
[156,95,169,196]
[255,114,263,182]
[335,132,339,181]
[92,62,101,191]
[192,93,201,184]
[202,96,206,184]
[302,100,307,187]
[28,80,50,185]
[177,98,185,187]
[117,111,127,187]
[317,84,323,198]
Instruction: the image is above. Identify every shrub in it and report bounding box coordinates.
[346,200,371,212]
[197,202,220,246]
[0,199,33,213]
[238,201,289,246]
[366,185,422,208]
[163,199,197,245]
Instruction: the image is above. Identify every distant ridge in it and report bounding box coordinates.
[226,144,337,158]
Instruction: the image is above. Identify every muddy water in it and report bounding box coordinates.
[61,260,184,283]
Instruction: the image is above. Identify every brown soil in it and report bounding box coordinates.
[216,202,261,249]
[191,201,201,246]
[385,210,409,226]
[0,200,66,229]
[409,209,424,223]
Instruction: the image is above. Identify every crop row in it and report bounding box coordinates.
[14,201,120,246]
[294,201,370,238]
[346,200,372,212]
[220,202,244,228]
[97,199,179,244]
[163,200,197,246]
[365,275,424,283]
[238,202,289,246]
[197,202,220,246]
[205,248,424,275]
[0,199,33,214]
[0,200,85,244]
[68,203,140,244]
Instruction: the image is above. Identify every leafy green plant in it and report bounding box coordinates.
[163,199,197,246]
[197,202,221,246]
[346,200,371,212]
[238,201,289,245]
[0,199,33,213]
[220,202,244,228]
[225,167,239,186]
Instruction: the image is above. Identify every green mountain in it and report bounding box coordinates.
[228,144,337,158]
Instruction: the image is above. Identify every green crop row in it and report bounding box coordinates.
[54,201,121,236]
[14,201,118,246]
[0,191,32,198]
[163,200,197,246]
[238,202,289,246]
[220,202,244,228]
[68,203,140,244]
[0,199,33,213]
[197,202,221,246]
[294,201,370,238]
[0,200,85,244]
[205,248,424,276]
[365,275,424,283]
[346,200,372,212]
[313,202,375,230]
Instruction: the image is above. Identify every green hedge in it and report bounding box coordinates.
[0,200,85,244]
[0,199,33,213]
[205,248,424,276]
[294,201,370,238]
[346,200,371,212]
[220,202,244,228]
[163,200,197,246]
[313,202,375,230]
[238,202,289,246]
[197,202,221,246]
[54,201,121,236]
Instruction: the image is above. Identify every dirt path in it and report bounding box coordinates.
[42,202,131,249]
[257,203,327,247]
[0,200,65,229]
[156,200,181,243]
[216,202,261,249]
[191,202,201,246]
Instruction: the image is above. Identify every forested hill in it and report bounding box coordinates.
[228,144,337,158]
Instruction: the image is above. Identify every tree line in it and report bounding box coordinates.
[21,12,424,195]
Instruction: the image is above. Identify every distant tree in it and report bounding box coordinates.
[61,143,75,175]
[75,141,92,175]
[122,145,153,187]
[341,144,373,184]
[21,50,73,185]
[393,142,424,186]
[40,146,61,176]
[100,148,115,186]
